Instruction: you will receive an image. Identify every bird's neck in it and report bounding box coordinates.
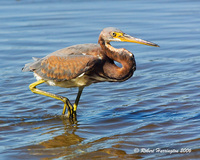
[99,39,136,81]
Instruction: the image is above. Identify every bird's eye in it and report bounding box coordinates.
[112,32,116,37]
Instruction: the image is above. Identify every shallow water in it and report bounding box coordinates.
[0,0,200,159]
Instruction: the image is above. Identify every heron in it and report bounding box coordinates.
[22,27,159,120]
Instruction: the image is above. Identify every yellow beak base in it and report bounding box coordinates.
[118,34,159,47]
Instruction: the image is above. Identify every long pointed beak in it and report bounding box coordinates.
[118,34,159,47]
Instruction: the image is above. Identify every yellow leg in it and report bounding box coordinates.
[73,87,84,112]
[29,79,73,118]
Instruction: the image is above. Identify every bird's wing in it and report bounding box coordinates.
[32,54,101,81]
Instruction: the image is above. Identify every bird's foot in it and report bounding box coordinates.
[62,97,77,122]
[68,108,77,122]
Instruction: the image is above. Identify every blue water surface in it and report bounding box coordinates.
[0,0,200,159]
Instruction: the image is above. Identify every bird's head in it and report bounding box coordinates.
[99,27,159,47]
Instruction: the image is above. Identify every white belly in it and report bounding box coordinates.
[34,73,92,88]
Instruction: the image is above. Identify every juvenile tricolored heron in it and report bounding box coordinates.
[22,27,159,119]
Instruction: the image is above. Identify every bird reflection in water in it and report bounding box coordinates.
[28,117,138,159]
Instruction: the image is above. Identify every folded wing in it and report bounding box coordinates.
[23,54,101,81]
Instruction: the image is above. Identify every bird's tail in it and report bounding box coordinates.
[22,57,41,72]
